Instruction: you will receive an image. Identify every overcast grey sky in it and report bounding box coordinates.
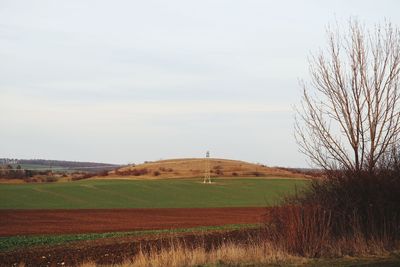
[1,1,399,166]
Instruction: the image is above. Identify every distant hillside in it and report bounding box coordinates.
[110,158,310,179]
[0,158,120,172]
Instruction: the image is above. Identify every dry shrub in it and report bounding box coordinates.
[266,169,400,257]
[243,171,263,177]
[45,176,57,182]
[266,205,332,257]
[302,171,400,240]
[116,168,149,176]
[97,170,109,177]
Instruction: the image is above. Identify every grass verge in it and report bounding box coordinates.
[80,241,307,267]
[79,241,400,267]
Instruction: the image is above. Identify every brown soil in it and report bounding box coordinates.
[0,207,265,236]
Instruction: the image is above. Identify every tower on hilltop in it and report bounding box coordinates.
[203,151,211,184]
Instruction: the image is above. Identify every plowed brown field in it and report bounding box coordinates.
[0,207,266,236]
[0,228,266,266]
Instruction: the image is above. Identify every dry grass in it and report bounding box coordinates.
[0,178,26,184]
[80,241,306,267]
[108,158,308,179]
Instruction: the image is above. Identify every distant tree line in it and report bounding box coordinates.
[0,158,119,167]
[0,164,110,181]
[0,158,121,173]
[0,165,51,179]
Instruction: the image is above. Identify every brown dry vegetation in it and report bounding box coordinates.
[265,170,400,259]
[4,227,398,267]
[79,241,400,267]
[78,229,399,267]
[0,229,284,266]
[109,158,309,179]
[80,241,306,267]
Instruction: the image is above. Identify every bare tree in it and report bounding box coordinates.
[296,20,400,174]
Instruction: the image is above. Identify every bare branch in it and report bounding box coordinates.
[296,20,400,174]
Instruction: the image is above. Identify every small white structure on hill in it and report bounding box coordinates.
[203,151,211,184]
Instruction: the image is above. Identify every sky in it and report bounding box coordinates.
[1,0,400,166]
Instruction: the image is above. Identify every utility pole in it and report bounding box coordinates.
[203,151,211,184]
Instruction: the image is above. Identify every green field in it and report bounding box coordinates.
[0,178,309,209]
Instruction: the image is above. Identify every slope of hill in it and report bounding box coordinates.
[110,158,309,179]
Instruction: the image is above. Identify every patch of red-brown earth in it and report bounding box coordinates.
[0,208,267,266]
[0,207,265,236]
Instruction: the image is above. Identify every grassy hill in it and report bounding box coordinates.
[110,158,308,179]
